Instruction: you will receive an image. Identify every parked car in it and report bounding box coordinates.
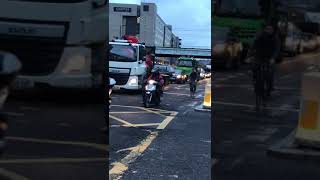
[213,27,243,70]
[170,69,187,84]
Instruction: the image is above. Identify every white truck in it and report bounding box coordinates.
[0,0,107,89]
[109,39,147,90]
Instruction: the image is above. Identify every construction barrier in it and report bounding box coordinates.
[203,81,211,109]
[295,72,320,147]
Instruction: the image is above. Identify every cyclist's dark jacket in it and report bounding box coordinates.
[190,71,198,82]
[252,31,281,62]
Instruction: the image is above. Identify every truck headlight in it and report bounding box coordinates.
[128,76,138,86]
[61,55,88,74]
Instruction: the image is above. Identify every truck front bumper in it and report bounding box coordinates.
[12,73,93,89]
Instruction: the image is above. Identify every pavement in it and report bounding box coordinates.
[0,89,107,180]
[109,79,211,180]
[213,52,320,180]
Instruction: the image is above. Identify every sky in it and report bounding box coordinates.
[109,0,211,48]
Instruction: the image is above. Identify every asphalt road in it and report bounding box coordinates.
[213,52,320,180]
[0,89,107,180]
[109,79,211,180]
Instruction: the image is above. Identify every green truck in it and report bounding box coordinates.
[175,57,198,78]
[213,0,280,60]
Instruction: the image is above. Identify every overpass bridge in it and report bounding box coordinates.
[155,47,211,58]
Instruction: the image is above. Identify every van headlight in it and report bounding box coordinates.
[61,55,89,74]
[128,76,138,86]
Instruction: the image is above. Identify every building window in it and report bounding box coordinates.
[143,5,149,12]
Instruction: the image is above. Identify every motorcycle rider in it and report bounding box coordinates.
[145,51,154,79]
[147,68,164,97]
[248,22,281,96]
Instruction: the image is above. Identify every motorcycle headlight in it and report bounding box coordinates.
[177,75,182,79]
[148,80,156,84]
[146,84,156,91]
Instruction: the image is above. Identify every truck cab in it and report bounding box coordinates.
[0,0,108,89]
[108,39,147,90]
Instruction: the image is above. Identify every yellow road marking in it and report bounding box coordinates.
[110,105,178,129]
[109,131,158,179]
[157,112,178,130]
[6,136,108,151]
[0,158,107,164]
[110,111,154,114]
[0,168,30,180]
[123,123,161,127]
[111,105,167,118]
[109,115,135,127]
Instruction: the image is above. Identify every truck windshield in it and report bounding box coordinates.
[109,45,137,62]
[216,0,261,17]
[177,60,193,67]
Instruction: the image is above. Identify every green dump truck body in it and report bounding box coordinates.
[176,57,198,76]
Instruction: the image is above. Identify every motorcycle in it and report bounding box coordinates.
[0,52,21,156]
[109,78,116,108]
[143,79,161,108]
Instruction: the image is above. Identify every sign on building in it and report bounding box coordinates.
[114,7,132,12]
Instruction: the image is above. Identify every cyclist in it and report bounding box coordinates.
[248,23,281,97]
[189,68,198,97]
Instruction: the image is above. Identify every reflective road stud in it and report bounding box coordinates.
[296,72,320,147]
[203,81,211,109]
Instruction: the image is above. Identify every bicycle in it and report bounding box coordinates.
[189,80,197,98]
[252,61,272,112]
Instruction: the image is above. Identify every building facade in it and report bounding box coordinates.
[109,2,181,48]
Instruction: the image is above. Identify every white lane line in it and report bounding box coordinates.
[157,112,178,130]
[187,101,199,107]
[0,168,30,180]
[109,131,158,180]
[164,92,190,96]
[0,158,107,164]
[6,136,108,151]
[214,101,300,112]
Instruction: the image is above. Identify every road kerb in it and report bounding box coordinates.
[268,130,320,160]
